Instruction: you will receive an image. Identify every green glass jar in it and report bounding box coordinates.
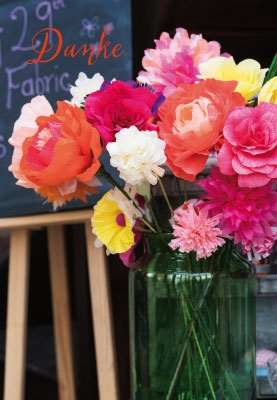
[129,234,256,400]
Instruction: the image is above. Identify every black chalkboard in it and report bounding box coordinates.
[0,0,132,217]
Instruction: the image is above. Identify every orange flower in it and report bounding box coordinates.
[10,97,103,206]
[158,79,245,181]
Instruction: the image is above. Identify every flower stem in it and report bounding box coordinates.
[158,176,174,218]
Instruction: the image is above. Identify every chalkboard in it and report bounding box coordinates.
[0,0,132,217]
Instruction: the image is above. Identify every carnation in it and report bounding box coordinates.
[169,200,225,259]
[198,166,277,259]
[70,72,104,107]
[106,126,166,185]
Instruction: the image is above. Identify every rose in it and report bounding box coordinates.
[158,79,245,181]
[218,101,277,187]
[9,96,102,206]
[84,80,163,147]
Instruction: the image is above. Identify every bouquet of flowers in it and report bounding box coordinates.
[8,28,277,267]
[8,27,277,399]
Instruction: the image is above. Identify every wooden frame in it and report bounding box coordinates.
[0,208,119,400]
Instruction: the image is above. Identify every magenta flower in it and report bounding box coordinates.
[198,166,277,259]
[218,102,277,188]
[84,80,163,147]
[138,28,223,97]
[169,200,225,259]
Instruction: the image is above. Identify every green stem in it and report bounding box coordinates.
[158,176,174,218]
[144,196,163,233]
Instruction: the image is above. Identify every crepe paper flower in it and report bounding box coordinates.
[158,79,245,181]
[199,56,267,102]
[106,126,166,185]
[9,97,103,206]
[84,80,163,147]
[70,72,104,107]
[169,200,225,260]
[217,101,277,188]
[137,28,224,97]
[92,187,142,253]
[198,166,277,260]
[258,76,277,104]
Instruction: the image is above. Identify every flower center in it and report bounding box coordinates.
[116,212,126,227]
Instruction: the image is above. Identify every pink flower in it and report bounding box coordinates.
[169,200,225,259]
[218,102,277,188]
[198,166,277,259]
[84,80,163,147]
[138,28,224,97]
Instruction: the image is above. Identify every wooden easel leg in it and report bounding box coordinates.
[84,221,120,400]
[47,225,76,400]
[3,228,30,400]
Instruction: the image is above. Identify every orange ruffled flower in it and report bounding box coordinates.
[158,79,245,181]
[15,98,102,205]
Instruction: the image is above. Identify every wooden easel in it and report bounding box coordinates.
[0,208,119,400]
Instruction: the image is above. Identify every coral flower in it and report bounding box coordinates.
[92,187,141,253]
[158,79,245,181]
[199,56,267,101]
[9,96,103,206]
[198,166,277,259]
[137,28,223,97]
[169,200,225,259]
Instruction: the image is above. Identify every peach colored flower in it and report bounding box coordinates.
[199,56,267,102]
[137,28,223,97]
[218,101,277,187]
[158,79,245,181]
[258,76,277,104]
[9,96,103,206]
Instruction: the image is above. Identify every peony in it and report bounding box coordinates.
[137,28,223,97]
[258,76,277,104]
[158,79,245,181]
[198,166,277,260]
[70,72,104,107]
[218,101,277,187]
[9,97,102,206]
[84,80,163,147]
[169,200,225,259]
[106,126,166,185]
[199,56,267,101]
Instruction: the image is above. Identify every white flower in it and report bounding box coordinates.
[70,72,104,106]
[107,126,166,185]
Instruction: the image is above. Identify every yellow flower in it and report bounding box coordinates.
[258,76,277,104]
[92,188,137,253]
[199,56,267,102]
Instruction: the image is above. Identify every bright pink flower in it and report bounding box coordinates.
[198,166,277,259]
[169,200,225,259]
[138,28,224,97]
[218,102,277,188]
[84,80,163,147]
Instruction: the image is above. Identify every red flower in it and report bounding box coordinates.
[84,80,162,147]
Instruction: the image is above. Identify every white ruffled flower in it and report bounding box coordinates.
[70,72,104,106]
[107,126,166,185]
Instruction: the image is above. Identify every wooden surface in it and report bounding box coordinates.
[3,229,30,400]
[0,209,119,400]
